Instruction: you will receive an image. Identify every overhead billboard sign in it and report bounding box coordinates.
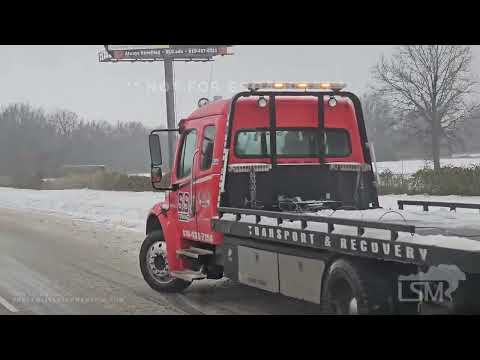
[106,45,171,51]
[102,45,232,61]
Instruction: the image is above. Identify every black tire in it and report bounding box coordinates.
[450,274,480,314]
[321,258,396,315]
[139,230,191,293]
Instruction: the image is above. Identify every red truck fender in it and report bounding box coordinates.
[146,200,186,272]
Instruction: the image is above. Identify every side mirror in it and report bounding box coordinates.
[149,134,163,166]
[149,134,165,190]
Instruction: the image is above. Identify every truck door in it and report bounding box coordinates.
[195,122,221,244]
[171,125,198,242]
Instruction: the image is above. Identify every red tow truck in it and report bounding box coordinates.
[140,82,480,314]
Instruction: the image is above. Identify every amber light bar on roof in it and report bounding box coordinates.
[244,82,347,91]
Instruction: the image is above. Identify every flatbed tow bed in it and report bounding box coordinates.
[212,205,480,276]
[211,203,480,314]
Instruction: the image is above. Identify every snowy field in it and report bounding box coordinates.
[128,173,150,177]
[376,157,480,175]
[0,187,164,233]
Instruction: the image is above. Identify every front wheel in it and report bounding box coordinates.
[139,230,191,293]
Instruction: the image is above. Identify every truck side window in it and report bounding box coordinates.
[177,130,197,179]
[200,125,216,170]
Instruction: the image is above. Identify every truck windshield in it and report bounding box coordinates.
[235,128,351,158]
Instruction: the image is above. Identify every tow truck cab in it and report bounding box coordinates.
[142,82,388,310]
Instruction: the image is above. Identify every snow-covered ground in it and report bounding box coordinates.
[128,173,150,178]
[2,187,480,251]
[452,153,480,158]
[0,187,164,233]
[376,157,480,175]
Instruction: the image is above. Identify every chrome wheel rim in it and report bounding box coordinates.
[332,296,359,315]
[348,298,359,315]
[146,242,173,284]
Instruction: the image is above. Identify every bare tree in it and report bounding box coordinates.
[49,110,79,137]
[372,45,479,171]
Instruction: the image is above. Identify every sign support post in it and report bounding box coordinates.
[164,59,176,169]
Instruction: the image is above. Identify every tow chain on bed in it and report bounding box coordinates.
[245,167,263,210]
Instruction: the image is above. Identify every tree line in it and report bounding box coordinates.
[0,103,170,179]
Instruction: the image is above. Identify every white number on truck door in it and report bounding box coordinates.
[178,192,190,221]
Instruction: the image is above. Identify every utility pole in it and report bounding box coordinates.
[164,59,176,170]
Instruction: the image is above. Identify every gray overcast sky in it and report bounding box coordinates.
[2,45,480,128]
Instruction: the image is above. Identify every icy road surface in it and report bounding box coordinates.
[0,208,322,314]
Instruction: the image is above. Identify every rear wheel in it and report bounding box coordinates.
[326,277,360,315]
[321,258,395,315]
[139,231,191,293]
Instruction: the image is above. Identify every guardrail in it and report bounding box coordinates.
[398,200,480,212]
